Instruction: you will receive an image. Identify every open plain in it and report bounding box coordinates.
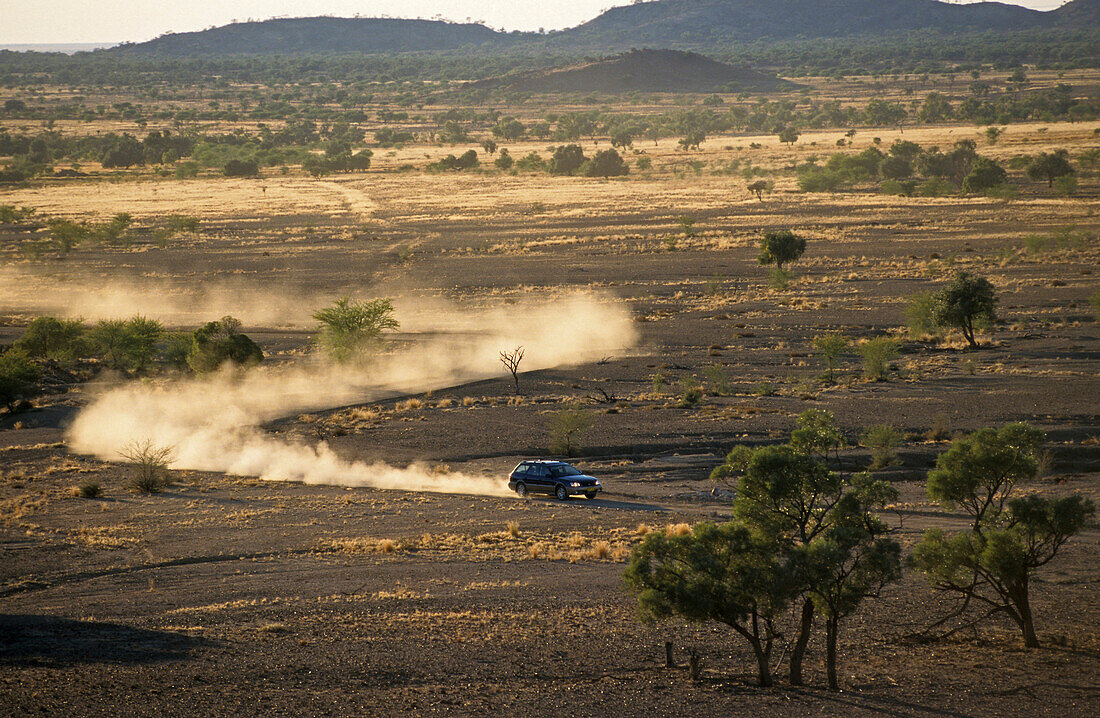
[2,77,1099,717]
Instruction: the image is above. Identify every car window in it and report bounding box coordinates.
[533,466,549,477]
[513,465,528,475]
[550,466,582,478]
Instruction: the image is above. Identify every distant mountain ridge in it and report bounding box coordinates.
[117,17,510,55]
[105,0,1098,56]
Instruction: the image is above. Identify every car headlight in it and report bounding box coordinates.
[594,481,600,485]
[570,482,581,487]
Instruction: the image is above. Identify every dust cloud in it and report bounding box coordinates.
[65,293,638,497]
[0,266,329,327]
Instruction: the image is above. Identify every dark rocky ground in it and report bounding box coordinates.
[1,179,1098,716]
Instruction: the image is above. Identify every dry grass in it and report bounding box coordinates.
[395,398,424,412]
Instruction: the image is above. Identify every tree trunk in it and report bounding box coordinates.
[963,320,978,349]
[825,617,839,691]
[790,599,815,686]
[752,639,774,687]
[1014,578,1041,648]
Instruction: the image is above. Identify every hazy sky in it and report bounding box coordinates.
[0,0,1071,45]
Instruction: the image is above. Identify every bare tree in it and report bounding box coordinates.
[499,346,525,394]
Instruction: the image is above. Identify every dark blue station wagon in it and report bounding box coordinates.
[508,460,602,500]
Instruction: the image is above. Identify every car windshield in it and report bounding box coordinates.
[550,466,582,478]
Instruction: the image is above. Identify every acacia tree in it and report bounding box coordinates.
[778,125,800,147]
[795,477,901,690]
[1026,150,1074,187]
[625,522,793,687]
[929,272,997,349]
[758,230,807,272]
[312,297,398,363]
[912,424,1095,648]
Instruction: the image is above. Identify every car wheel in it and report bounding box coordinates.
[555,485,568,501]
[515,482,527,498]
[585,491,597,500]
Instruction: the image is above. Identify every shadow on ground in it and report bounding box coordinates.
[0,614,211,666]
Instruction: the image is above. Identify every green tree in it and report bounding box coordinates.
[90,316,163,372]
[625,522,792,687]
[758,230,807,272]
[312,297,399,363]
[677,131,705,151]
[15,316,87,360]
[1025,150,1074,187]
[778,125,801,147]
[961,157,1008,194]
[491,117,525,141]
[747,179,771,201]
[912,424,1094,648]
[794,488,901,690]
[186,316,264,373]
[548,144,586,175]
[930,272,997,349]
[812,334,849,383]
[494,149,514,170]
[583,149,629,177]
[225,158,258,177]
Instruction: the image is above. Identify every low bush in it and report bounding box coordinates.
[862,425,904,469]
[858,338,899,381]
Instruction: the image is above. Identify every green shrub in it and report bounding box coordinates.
[1053,175,1078,196]
[905,292,940,339]
[15,317,88,360]
[798,167,844,192]
[515,152,545,171]
[679,376,703,407]
[122,440,174,493]
[166,215,200,232]
[174,161,199,179]
[879,179,916,196]
[812,334,849,382]
[583,149,629,177]
[549,408,595,456]
[917,177,955,197]
[635,156,652,171]
[862,425,904,469]
[0,347,40,410]
[548,144,586,175]
[224,159,259,177]
[1089,290,1100,322]
[703,366,731,395]
[858,338,899,381]
[78,480,102,498]
[186,316,263,373]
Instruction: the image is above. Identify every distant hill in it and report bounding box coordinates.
[545,0,1071,49]
[470,49,790,94]
[102,0,1097,58]
[115,17,511,55]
